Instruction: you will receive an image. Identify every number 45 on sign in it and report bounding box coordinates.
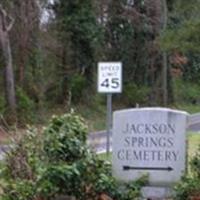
[98,62,122,93]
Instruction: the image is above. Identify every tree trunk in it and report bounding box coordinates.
[162,0,168,106]
[3,33,16,113]
[0,5,16,117]
[19,51,25,86]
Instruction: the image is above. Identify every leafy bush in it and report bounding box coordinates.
[190,145,200,179]
[41,112,148,199]
[174,177,200,200]
[0,112,147,200]
[174,145,200,200]
[0,128,43,200]
[43,113,88,163]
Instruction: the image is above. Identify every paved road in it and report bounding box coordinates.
[187,123,200,132]
[87,130,111,153]
[187,113,200,132]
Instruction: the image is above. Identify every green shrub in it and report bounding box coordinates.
[174,177,200,200]
[0,128,43,200]
[190,145,200,178]
[41,112,147,200]
[1,112,147,200]
[43,112,88,163]
[174,145,200,200]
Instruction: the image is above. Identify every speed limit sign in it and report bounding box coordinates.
[98,62,122,93]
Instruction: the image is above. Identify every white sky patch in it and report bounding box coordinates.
[41,0,55,24]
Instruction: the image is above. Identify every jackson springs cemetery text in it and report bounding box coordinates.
[117,123,178,162]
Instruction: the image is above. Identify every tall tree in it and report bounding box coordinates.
[160,0,200,103]
[0,4,16,116]
[105,0,136,87]
[51,0,101,103]
[106,0,166,105]
[161,0,200,53]
[11,0,41,87]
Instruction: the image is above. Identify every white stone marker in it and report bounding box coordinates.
[112,108,188,186]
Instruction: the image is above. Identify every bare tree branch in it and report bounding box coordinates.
[0,3,14,32]
[6,16,14,32]
[0,4,7,31]
[0,4,7,17]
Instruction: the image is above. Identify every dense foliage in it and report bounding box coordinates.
[1,0,200,124]
[1,1,200,198]
[0,112,148,200]
[174,145,200,200]
[162,0,200,53]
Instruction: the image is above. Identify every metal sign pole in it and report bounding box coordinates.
[106,93,112,156]
[97,62,122,156]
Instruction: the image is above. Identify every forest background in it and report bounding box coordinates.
[1,1,200,200]
[1,0,200,128]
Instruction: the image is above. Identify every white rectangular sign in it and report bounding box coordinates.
[98,62,122,93]
[112,108,188,186]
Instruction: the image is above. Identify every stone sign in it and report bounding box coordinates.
[112,108,188,186]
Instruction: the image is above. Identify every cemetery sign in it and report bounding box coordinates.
[112,108,188,186]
